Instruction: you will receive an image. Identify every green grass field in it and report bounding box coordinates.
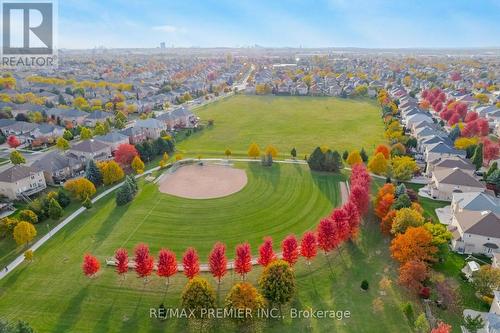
[178,95,385,158]
[0,163,415,332]
[0,96,469,332]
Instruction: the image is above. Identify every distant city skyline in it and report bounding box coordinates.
[59,0,500,49]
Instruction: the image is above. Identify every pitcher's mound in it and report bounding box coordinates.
[158,164,248,199]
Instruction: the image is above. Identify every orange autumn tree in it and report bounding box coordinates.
[398,260,428,293]
[390,226,437,264]
[374,183,395,207]
[380,210,397,235]
[374,144,390,159]
[375,193,394,219]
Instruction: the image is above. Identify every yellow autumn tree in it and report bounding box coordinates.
[265,145,278,158]
[64,177,96,201]
[131,156,145,174]
[99,161,124,185]
[392,156,418,181]
[247,143,260,158]
[346,150,363,166]
[13,221,37,246]
[454,137,478,150]
[159,152,169,169]
[368,152,389,175]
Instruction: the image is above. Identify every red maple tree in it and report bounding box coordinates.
[208,242,227,283]
[182,247,200,279]
[82,254,100,278]
[483,138,500,165]
[114,248,129,277]
[7,135,20,149]
[300,231,317,264]
[431,322,452,333]
[157,249,177,284]
[234,243,252,279]
[330,207,350,243]
[349,185,370,215]
[114,143,139,165]
[464,112,478,123]
[281,235,299,266]
[317,217,336,254]
[258,237,276,267]
[134,243,154,281]
[343,200,360,239]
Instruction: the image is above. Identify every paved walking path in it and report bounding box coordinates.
[0,158,344,279]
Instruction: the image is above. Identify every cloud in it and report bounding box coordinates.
[152,25,183,33]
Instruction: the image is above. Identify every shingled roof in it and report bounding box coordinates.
[0,165,42,182]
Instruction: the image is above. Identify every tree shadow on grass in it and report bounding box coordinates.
[52,286,89,333]
[310,172,339,206]
[88,203,130,253]
[247,162,281,190]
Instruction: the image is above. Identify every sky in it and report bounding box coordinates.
[57,0,500,49]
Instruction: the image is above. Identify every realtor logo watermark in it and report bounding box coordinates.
[1,0,57,67]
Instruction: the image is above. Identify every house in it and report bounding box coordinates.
[424,142,466,163]
[134,118,165,140]
[84,110,115,127]
[68,139,112,162]
[451,192,500,215]
[0,120,37,143]
[31,151,84,184]
[0,165,46,200]
[30,124,65,142]
[430,167,485,201]
[157,107,197,130]
[427,156,475,176]
[493,253,500,269]
[119,126,147,145]
[46,108,88,126]
[95,132,130,152]
[448,210,500,256]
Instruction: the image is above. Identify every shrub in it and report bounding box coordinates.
[82,196,93,209]
[419,287,430,299]
[361,280,369,290]
[57,190,71,208]
[401,302,414,322]
[19,210,38,224]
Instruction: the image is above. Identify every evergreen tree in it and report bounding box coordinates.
[290,147,297,159]
[466,144,477,159]
[448,126,460,142]
[395,183,407,197]
[57,190,71,208]
[472,143,483,170]
[360,148,368,163]
[126,175,138,194]
[487,169,500,192]
[48,198,63,220]
[392,193,412,210]
[307,147,325,171]
[486,161,498,179]
[342,150,349,161]
[324,150,343,172]
[116,181,135,206]
[85,160,103,186]
[464,314,485,333]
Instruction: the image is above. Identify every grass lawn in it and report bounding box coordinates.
[177,95,385,158]
[0,162,420,332]
[0,196,81,268]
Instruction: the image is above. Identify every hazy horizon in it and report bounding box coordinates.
[57,0,500,49]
